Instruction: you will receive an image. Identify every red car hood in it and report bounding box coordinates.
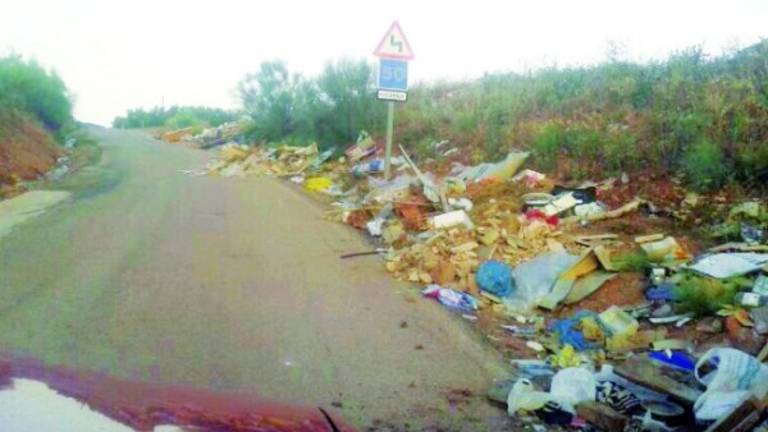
[0,356,355,431]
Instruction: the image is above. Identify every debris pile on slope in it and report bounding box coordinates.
[190,121,242,149]
[202,142,339,180]
[194,132,768,431]
[160,121,243,148]
[160,127,195,144]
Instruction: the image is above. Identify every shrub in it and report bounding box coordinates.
[113,106,237,129]
[233,40,768,189]
[0,54,73,132]
[674,274,750,316]
[682,138,729,191]
[165,112,201,129]
[530,122,564,169]
[238,59,383,149]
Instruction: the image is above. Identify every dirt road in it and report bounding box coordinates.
[0,128,510,429]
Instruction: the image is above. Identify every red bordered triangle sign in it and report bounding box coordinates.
[373,21,414,60]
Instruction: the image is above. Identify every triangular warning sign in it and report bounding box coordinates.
[373,21,414,60]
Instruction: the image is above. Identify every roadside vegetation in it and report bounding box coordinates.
[239,41,768,192]
[0,54,73,137]
[238,59,385,147]
[112,106,239,133]
[0,54,97,196]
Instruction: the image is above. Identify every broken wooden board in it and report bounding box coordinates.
[574,233,618,247]
[704,397,764,432]
[634,233,665,243]
[594,244,619,271]
[615,354,702,406]
[576,401,629,432]
[709,242,768,253]
[758,339,768,362]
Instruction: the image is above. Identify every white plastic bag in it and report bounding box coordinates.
[506,378,550,415]
[693,348,768,421]
[549,367,596,413]
[506,252,579,311]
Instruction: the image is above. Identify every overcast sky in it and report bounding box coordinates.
[2,0,767,126]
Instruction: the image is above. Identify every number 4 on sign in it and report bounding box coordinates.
[373,21,414,60]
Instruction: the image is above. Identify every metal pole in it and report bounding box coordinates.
[384,101,395,180]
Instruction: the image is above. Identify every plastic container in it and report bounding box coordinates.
[735,292,768,307]
[598,306,639,337]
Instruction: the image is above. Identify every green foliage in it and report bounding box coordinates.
[682,138,729,191]
[530,122,564,169]
[165,112,201,130]
[238,59,383,149]
[315,59,384,146]
[0,54,73,132]
[234,41,768,189]
[112,106,237,129]
[238,61,296,142]
[394,40,768,190]
[613,252,651,272]
[673,274,750,316]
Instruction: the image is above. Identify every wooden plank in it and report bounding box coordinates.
[576,401,629,431]
[635,233,665,243]
[704,397,763,432]
[614,355,702,406]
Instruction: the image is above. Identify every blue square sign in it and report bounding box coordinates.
[378,58,408,91]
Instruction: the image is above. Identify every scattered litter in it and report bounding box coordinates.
[476,261,515,298]
[431,210,474,229]
[421,284,478,312]
[687,252,768,279]
[193,128,768,432]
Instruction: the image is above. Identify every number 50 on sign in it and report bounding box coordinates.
[378,58,408,91]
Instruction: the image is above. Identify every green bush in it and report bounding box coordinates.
[237,59,383,149]
[165,112,201,129]
[0,54,73,132]
[238,61,296,143]
[113,106,237,129]
[233,41,768,189]
[682,138,729,191]
[530,122,564,169]
[673,274,750,316]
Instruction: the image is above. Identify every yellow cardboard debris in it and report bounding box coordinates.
[304,176,333,192]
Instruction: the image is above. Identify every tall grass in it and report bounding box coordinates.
[397,42,768,189]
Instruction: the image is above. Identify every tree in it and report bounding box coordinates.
[238,61,297,143]
[316,58,382,145]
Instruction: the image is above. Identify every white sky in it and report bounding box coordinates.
[2,0,767,126]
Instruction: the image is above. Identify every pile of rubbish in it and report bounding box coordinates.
[200,142,338,180]
[189,121,242,149]
[160,121,243,148]
[194,131,768,431]
[160,127,195,143]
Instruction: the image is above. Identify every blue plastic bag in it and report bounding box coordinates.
[549,310,597,351]
[476,260,515,297]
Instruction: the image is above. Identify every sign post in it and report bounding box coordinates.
[373,21,414,180]
[384,101,395,179]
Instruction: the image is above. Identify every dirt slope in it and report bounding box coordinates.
[0,109,61,187]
